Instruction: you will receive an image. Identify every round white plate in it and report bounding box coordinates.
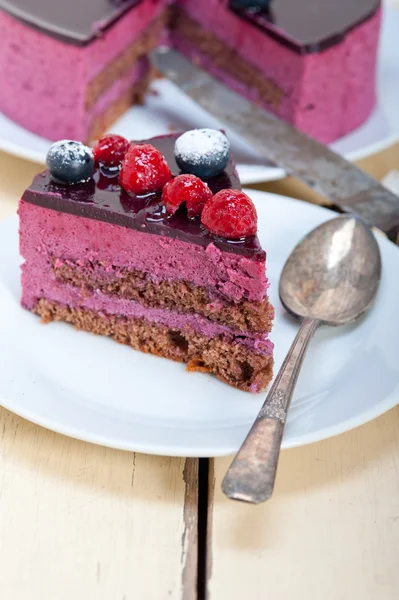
[1,191,399,457]
[0,5,398,184]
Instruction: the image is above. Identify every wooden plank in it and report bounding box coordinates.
[208,407,399,600]
[0,408,198,600]
[182,459,199,600]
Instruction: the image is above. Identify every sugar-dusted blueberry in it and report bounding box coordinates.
[46,140,94,184]
[230,0,271,11]
[174,129,231,179]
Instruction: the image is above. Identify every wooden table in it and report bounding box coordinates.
[1,140,398,600]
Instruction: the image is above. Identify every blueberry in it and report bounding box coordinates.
[174,129,231,179]
[230,0,271,11]
[46,140,94,184]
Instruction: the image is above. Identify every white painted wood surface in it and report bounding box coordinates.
[0,151,197,599]
[0,410,192,600]
[210,408,399,599]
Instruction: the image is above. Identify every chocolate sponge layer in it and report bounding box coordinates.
[35,299,274,392]
[170,9,284,109]
[86,67,152,143]
[53,260,274,334]
[86,11,168,110]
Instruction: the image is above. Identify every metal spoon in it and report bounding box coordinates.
[222,215,382,504]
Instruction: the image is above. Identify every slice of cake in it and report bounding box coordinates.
[0,0,381,145]
[0,0,169,142]
[171,0,381,144]
[19,130,274,392]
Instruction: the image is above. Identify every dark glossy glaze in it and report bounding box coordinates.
[0,0,141,45]
[0,0,380,52]
[22,134,265,260]
[231,0,380,53]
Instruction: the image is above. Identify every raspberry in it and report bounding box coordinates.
[162,174,213,217]
[201,189,257,239]
[120,144,172,195]
[92,134,130,165]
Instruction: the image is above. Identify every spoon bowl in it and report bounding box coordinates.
[222,215,382,504]
[280,216,382,326]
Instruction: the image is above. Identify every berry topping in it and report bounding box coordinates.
[162,174,213,217]
[120,144,172,195]
[201,189,257,239]
[230,0,271,12]
[46,140,94,184]
[92,134,130,165]
[174,129,230,179]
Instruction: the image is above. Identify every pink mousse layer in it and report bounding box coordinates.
[0,0,164,141]
[175,2,381,144]
[21,270,273,355]
[19,202,268,303]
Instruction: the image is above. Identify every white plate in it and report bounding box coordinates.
[0,5,398,184]
[1,191,399,457]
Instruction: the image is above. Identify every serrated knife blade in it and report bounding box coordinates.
[151,48,399,242]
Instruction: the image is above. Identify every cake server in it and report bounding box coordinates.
[151,48,399,242]
[222,215,381,503]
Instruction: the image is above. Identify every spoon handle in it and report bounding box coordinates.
[222,318,320,504]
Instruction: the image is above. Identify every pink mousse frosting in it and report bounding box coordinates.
[19,201,268,303]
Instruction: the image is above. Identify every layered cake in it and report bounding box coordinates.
[172,0,382,144]
[0,0,381,144]
[19,130,274,392]
[0,0,169,142]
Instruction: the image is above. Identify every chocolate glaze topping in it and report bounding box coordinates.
[0,0,380,52]
[231,0,380,53]
[22,134,265,261]
[0,0,141,45]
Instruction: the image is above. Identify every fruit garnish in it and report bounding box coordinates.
[162,174,213,217]
[201,189,258,239]
[230,0,271,12]
[120,144,172,195]
[46,140,94,184]
[174,129,230,179]
[93,134,130,166]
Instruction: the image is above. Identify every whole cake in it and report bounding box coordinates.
[0,0,381,144]
[18,129,274,392]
